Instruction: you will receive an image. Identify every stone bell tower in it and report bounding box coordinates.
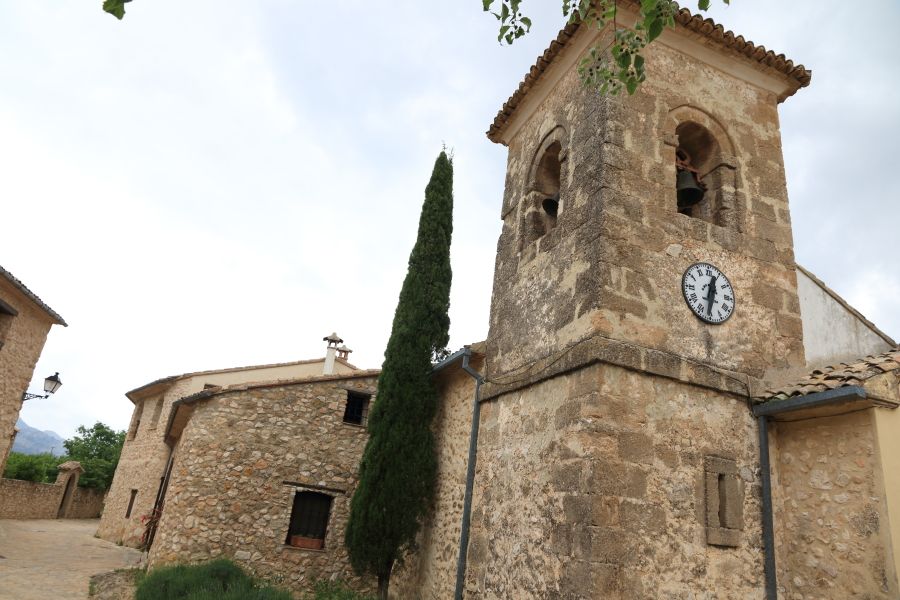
[464,4,812,598]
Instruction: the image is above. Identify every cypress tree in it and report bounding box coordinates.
[345,151,453,599]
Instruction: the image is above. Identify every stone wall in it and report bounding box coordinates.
[147,374,379,597]
[98,378,192,546]
[0,478,103,519]
[0,277,55,475]
[486,20,804,386]
[771,409,899,599]
[392,356,482,599]
[68,487,108,519]
[0,478,63,519]
[462,361,764,599]
[99,358,360,548]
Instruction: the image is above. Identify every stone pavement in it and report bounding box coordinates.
[0,519,142,600]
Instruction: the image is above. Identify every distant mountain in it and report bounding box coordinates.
[11,419,65,456]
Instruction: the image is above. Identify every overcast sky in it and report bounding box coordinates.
[2,1,898,438]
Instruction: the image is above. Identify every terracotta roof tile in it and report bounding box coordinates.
[763,348,900,401]
[487,2,812,143]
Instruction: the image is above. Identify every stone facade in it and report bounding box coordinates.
[392,355,483,599]
[98,354,358,547]
[771,410,897,599]
[466,362,762,598]
[146,371,380,597]
[486,14,804,385]
[0,268,65,475]
[393,6,899,600]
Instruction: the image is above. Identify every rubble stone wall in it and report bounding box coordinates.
[68,487,108,519]
[771,409,899,599]
[0,277,54,475]
[0,478,103,519]
[0,478,62,519]
[98,379,192,546]
[146,375,379,598]
[462,361,763,599]
[392,358,482,599]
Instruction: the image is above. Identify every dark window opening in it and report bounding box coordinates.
[342,392,370,426]
[0,300,15,352]
[125,489,138,518]
[286,491,333,550]
[128,402,144,440]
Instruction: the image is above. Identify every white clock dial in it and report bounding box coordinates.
[681,262,735,324]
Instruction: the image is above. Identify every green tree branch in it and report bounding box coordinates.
[484,0,731,95]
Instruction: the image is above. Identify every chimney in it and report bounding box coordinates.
[322,332,343,375]
[336,344,353,361]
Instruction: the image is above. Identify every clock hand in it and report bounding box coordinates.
[706,276,717,316]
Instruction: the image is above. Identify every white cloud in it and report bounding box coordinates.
[5,1,900,438]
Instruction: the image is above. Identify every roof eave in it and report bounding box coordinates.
[487,4,811,145]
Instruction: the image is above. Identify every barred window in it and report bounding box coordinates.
[342,392,370,426]
[286,491,333,550]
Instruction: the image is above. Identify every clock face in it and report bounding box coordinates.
[681,262,735,324]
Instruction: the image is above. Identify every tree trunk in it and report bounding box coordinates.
[377,569,391,600]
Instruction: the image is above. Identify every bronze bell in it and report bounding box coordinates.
[676,169,704,209]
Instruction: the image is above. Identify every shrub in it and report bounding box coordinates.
[2,452,64,483]
[309,581,376,600]
[135,559,290,600]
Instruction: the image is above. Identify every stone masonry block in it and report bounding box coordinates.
[590,462,647,499]
[617,432,654,465]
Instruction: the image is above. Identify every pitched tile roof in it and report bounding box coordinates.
[0,264,67,326]
[125,355,360,400]
[764,349,900,401]
[487,1,812,143]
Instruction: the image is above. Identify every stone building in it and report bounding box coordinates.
[0,265,66,474]
[102,4,900,599]
[97,334,360,546]
[146,368,381,594]
[392,4,900,600]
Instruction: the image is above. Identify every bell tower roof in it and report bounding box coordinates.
[487,2,812,144]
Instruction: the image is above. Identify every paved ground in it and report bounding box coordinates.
[0,519,143,600]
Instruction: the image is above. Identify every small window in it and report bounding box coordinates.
[125,489,138,518]
[148,396,164,430]
[0,299,16,352]
[704,456,743,547]
[342,392,370,426]
[286,491,333,550]
[128,402,144,440]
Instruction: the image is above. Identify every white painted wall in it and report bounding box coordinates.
[798,268,893,366]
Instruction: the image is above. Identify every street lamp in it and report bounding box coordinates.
[22,372,62,401]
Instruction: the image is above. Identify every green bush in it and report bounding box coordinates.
[2,452,64,483]
[309,581,376,600]
[135,559,290,600]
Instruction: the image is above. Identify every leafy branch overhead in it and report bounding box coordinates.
[483,0,730,95]
[102,0,131,20]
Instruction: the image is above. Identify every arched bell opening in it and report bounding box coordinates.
[522,140,563,250]
[674,120,736,227]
